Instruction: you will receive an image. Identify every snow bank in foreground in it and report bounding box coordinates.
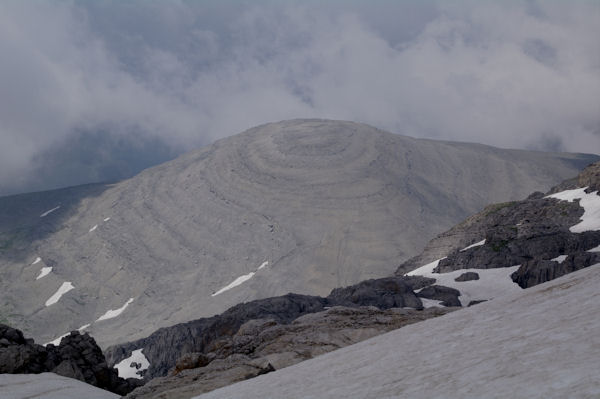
[96,298,134,322]
[197,264,600,399]
[36,266,53,280]
[211,261,269,297]
[45,282,75,306]
[114,349,150,379]
[406,259,521,306]
[547,187,600,232]
[0,373,119,399]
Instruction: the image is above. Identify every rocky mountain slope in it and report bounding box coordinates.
[107,160,600,399]
[0,119,596,348]
[196,264,600,399]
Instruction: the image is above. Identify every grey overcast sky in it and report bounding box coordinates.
[0,0,599,195]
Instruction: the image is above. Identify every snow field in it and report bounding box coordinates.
[460,239,485,251]
[45,282,75,306]
[547,188,600,232]
[211,260,269,296]
[114,349,151,379]
[406,258,521,306]
[40,206,60,217]
[96,298,134,322]
[551,255,568,263]
[36,267,53,280]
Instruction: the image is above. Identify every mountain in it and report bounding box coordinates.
[107,160,600,398]
[0,119,597,348]
[194,264,600,399]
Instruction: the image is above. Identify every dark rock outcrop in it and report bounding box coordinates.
[124,306,456,399]
[396,161,600,290]
[511,252,600,288]
[106,275,436,380]
[416,285,462,307]
[0,325,139,395]
[326,276,432,310]
[105,293,328,380]
[455,272,479,281]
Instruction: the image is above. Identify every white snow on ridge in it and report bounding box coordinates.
[31,257,42,265]
[114,349,151,379]
[104,217,111,222]
[212,272,255,296]
[588,244,600,253]
[460,239,486,252]
[196,265,600,399]
[40,206,60,217]
[36,267,53,280]
[551,255,568,263]
[45,282,75,306]
[78,324,91,332]
[547,187,600,232]
[89,224,98,232]
[96,298,134,322]
[406,258,521,306]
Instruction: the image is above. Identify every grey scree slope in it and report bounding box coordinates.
[0,119,596,348]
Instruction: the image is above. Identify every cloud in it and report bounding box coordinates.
[0,0,598,195]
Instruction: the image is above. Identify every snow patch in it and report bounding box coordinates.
[96,298,134,322]
[406,258,521,306]
[40,206,60,217]
[588,244,600,253]
[258,261,269,270]
[44,333,69,347]
[212,272,255,296]
[45,282,74,306]
[420,298,443,308]
[460,239,486,252]
[31,257,42,265]
[551,255,568,263]
[78,324,90,332]
[103,217,111,222]
[547,188,600,232]
[211,260,269,297]
[114,349,150,379]
[36,267,52,280]
[89,224,98,232]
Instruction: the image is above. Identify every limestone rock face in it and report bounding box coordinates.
[0,119,596,348]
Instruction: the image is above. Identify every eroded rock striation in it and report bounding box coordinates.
[1,120,595,347]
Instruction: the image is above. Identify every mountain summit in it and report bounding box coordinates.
[0,119,596,347]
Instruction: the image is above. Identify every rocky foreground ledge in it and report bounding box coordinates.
[0,324,141,395]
